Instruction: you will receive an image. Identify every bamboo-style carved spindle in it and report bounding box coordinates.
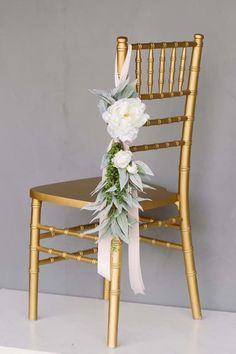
[103,278,111,300]
[169,47,176,92]
[147,45,154,94]
[132,41,196,50]
[135,45,142,94]
[158,48,165,93]
[178,47,187,91]
[107,239,122,348]
[140,235,182,250]
[179,34,204,320]
[28,199,41,320]
[37,245,97,265]
[130,139,184,153]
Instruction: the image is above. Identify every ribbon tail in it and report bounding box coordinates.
[128,204,145,295]
[114,44,132,87]
[97,233,112,281]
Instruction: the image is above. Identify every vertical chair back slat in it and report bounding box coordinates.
[147,45,154,94]
[168,47,176,92]
[135,46,142,94]
[178,47,187,91]
[158,48,165,93]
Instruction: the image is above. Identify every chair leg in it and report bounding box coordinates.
[103,278,111,300]
[180,203,202,320]
[107,239,122,348]
[28,199,41,320]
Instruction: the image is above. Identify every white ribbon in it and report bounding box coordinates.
[97,44,145,294]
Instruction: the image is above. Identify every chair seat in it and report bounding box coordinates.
[30,177,178,210]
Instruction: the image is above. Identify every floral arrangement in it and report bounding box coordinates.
[85,79,154,244]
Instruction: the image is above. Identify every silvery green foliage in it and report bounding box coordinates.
[84,144,154,244]
[90,79,137,114]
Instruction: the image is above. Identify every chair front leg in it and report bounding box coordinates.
[103,278,111,300]
[28,198,41,320]
[107,239,122,348]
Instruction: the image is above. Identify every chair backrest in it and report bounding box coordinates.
[116,34,204,204]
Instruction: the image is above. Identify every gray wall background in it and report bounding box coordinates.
[0,0,235,312]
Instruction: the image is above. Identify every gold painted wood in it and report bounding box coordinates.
[37,246,97,265]
[140,235,182,250]
[147,45,154,94]
[132,41,196,50]
[140,217,181,230]
[130,140,184,152]
[135,46,142,94]
[178,34,204,320]
[107,239,122,348]
[178,47,187,91]
[39,248,97,266]
[107,35,127,349]
[103,278,111,300]
[28,199,41,321]
[158,48,165,93]
[168,47,176,92]
[140,89,190,100]
[38,223,98,241]
[145,115,187,126]
[30,177,100,208]
[31,177,177,211]
[40,222,98,239]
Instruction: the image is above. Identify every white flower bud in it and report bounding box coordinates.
[127,162,138,174]
[113,150,132,169]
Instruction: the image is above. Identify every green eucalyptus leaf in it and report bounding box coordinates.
[142,183,156,190]
[111,219,129,243]
[135,160,154,176]
[117,213,129,238]
[120,80,137,98]
[118,168,129,190]
[130,174,143,191]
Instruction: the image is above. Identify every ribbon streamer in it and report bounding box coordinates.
[97,44,145,294]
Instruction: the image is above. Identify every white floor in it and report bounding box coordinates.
[0,289,235,354]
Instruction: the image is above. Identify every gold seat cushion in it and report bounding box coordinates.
[30,177,177,210]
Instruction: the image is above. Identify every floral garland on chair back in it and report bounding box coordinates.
[85,45,154,294]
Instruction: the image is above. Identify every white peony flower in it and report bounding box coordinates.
[113,150,132,169]
[127,162,138,174]
[102,98,149,143]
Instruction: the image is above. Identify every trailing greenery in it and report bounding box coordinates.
[84,142,154,243]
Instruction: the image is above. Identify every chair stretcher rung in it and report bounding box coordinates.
[140,235,182,250]
[37,246,97,265]
[132,41,196,50]
[38,223,98,241]
[139,215,155,223]
[39,247,98,266]
[145,116,187,126]
[140,90,190,100]
[130,140,184,152]
[140,217,181,230]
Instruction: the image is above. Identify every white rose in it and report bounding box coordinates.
[102,97,149,143]
[113,150,132,169]
[127,162,138,174]
[107,120,138,143]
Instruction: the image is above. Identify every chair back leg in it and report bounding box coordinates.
[28,198,41,320]
[180,201,202,319]
[107,239,122,348]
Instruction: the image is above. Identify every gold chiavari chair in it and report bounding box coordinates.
[28,33,204,348]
